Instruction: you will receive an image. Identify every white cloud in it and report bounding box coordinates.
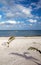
[0,15,2,19]
[0,20,17,25]
[0,22,5,24]
[0,0,40,21]
[31,0,41,9]
[7,20,17,24]
[0,20,27,30]
[6,12,14,17]
[29,19,37,23]
[0,3,33,19]
[22,7,31,15]
[6,20,24,24]
[22,8,31,15]
[29,24,32,26]
[0,20,24,25]
[17,5,33,17]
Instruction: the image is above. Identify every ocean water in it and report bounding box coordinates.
[0,30,41,37]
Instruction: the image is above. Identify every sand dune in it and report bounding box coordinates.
[0,37,41,65]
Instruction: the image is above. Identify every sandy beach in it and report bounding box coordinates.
[0,37,41,65]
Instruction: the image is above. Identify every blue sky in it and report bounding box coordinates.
[0,0,41,30]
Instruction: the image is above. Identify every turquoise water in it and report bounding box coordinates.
[0,30,41,37]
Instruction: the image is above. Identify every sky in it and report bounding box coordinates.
[0,0,41,30]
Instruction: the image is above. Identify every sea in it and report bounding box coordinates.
[0,30,41,37]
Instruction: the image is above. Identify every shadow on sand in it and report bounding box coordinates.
[9,52,41,65]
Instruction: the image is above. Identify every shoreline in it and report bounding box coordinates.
[0,35,41,37]
[0,36,41,39]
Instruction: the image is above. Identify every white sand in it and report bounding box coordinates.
[0,37,41,65]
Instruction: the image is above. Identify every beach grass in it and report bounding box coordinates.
[7,36,15,47]
[28,47,41,54]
